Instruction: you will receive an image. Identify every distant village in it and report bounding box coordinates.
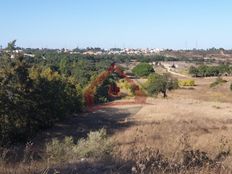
[0,45,164,58]
[79,48,163,55]
[1,42,232,64]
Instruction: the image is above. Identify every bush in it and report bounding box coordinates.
[179,79,195,86]
[132,63,154,77]
[118,79,135,96]
[230,83,232,91]
[46,137,74,163]
[210,77,227,88]
[94,73,120,104]
[46,129,113,163]
[132,148,229,173]
[73,129,113,159]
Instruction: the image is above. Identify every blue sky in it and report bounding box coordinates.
[1,0,232,49]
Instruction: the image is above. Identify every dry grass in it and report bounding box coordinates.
[174,76,232,103]
[111,76,232,172]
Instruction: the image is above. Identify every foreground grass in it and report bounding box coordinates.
[0,127,231,174]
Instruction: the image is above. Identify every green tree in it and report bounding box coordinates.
[0,57,34,145]
[6,40,17,51]
[94,72,120,104]
[0,57,83,146]
[146,73,178,98]
[132,63,154,77]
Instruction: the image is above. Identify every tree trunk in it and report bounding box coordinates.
[162,90,167,98]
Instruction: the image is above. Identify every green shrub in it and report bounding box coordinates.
[46,137,74,163]
[118,79,135,96]
[132,63,154,77]
[94,73,120,104]
[179,79,195,86]
[74,129,113,159]
[46,129,113,163]
[210,77,227,88]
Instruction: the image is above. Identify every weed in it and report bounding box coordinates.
[73,128,113,159]
[46,129,113,164]
[210,77,227,88]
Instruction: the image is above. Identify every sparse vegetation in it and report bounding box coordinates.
[130,148,229,174]
[1,126,231,174]
[46,129,113,164]
[210,77,227,88]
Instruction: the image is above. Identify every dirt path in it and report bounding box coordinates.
[162,63,189,78]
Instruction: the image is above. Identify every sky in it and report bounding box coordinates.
[0,0,232,49]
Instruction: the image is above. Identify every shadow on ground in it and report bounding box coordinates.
[35,106,142,145]
[44,159,133,174]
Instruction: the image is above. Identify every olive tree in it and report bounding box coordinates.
[146,73,178,98]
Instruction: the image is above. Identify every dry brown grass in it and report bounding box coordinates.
[175,76,232,103]
[111,76,232,172]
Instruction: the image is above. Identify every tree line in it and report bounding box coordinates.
[189,64,232,77]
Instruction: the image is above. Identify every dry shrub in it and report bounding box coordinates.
[210,77,227,88]
[0,147,19,164]
[46,128,113,163]
[179,79,195,87]
[73,128,113,159]
[46,137,74,163]
[130,147,230,174]
[125,130,231,174]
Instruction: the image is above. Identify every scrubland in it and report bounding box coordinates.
[1,77,232,174]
